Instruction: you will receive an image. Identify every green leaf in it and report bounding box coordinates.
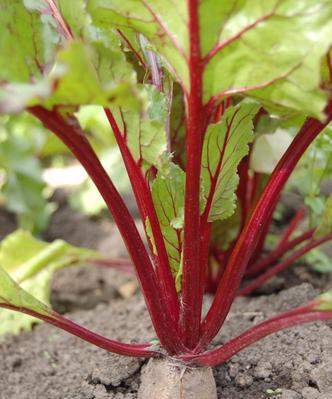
[201,102,259,222]
[202,0,332,117]
[144,85,168,124]
[305,249,332,274]
[315,195,332,238]
[0,230,95,335]
[56,0,90,38]
[87,0,189,89]
[0,0,140,114]
[0,0,56,82]
[211,207,241,251]
[1,0,331,117]
[0,122,51,233]
[76,105,116,147]
[313,290,332,311]
[170,83,186,164]
[112,84,170,171]
[45,36,138,107]
[47,41,119,106]
[88,0,332,117]
[1,39,139,113]
[0,0,59,113]
[149,165,185,278]
[0,264,52,336]
[290,123,332,226]
[250,129,293,174]
[305,196,326,218]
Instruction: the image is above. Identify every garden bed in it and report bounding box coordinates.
[1,284,332,399]
[0,195,331,399]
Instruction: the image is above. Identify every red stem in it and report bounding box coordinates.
[246,228,315,277]
[45,0,72,40]
[182,305,332,366]
[239,232,332,296]
[104,108,180,326]
[87,258,134,274]
[327,52,332,82]
[249,208,274,266]
[181,0,205,349]
[213,103,224,122]
[237,155,251,229]
[29,106,182,354]
[276,207,306,250]
[199,102,332,349]
[198,223,212,297]
[31,1,181,350]
[198,110,236,300]
[246,173,271,265]
[116,30,147,69]
[1,304,154,358]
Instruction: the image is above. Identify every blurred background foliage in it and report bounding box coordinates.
[0,107,131,233]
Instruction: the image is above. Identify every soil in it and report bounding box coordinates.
[0,191,332,399]
[1,284,331,399]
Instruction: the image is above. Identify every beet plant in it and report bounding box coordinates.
[1,1,332,397]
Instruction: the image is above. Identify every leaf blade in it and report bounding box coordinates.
[202,0,332,117]
[149,165,185,280]
[0,230,95,335]
[201,103,259,222]
[87,0,189,89]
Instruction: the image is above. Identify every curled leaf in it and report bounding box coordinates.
[314,195,332,239]
[0,230,95,335]
[313,290,332,311]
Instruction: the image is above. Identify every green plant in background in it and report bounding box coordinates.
[0,107,132,228]
[0,115,54,232]
[284,124,332,273]
[70,105,132,215]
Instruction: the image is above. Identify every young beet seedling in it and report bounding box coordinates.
[1,1,332,397]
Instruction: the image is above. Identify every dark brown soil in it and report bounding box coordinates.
[0,191,332,398]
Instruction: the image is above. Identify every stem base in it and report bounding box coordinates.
[138,358,217,399]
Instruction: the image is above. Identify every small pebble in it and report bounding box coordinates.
[254,361,272,379]
[228,363,239,378]
[235,373,253,388]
